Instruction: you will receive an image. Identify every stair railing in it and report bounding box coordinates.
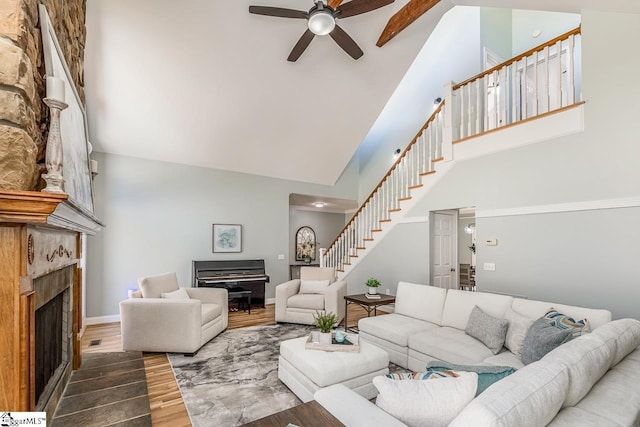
[451,27,582,142]
[322,102,445,271]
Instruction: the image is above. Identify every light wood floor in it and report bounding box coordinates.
[81,303,381,426]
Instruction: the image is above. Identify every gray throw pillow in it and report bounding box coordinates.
[521,318,573,365]
[465,305,509,355]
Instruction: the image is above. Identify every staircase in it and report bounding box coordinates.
[321,27,583,279]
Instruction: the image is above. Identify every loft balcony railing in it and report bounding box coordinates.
[321,27,582,272]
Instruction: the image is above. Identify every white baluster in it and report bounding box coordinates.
[567,35,575,104]
[556,40,563,108]
[543,45,550,113]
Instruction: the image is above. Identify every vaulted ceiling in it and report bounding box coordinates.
[84,0,639,186]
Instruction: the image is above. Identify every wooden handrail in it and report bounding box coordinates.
[324,101,445,254]
[452,26,581,90]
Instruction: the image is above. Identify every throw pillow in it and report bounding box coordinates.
[299,279,330,294]
[504,308,536,357]
[425,361,517,396]
[465,305,509,354]
[373,372,478,427]
[543,309,589,337]
[161,287,190,299]
[521,318,573,365]
[385,370,461,381]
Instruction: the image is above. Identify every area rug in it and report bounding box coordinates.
[168,324,315,426]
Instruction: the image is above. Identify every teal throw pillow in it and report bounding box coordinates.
[425,361,516,396]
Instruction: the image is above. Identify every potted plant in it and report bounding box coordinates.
[365,277,381,295]
[313,311,338,344]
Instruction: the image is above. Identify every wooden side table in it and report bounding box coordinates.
[343,293,396,332]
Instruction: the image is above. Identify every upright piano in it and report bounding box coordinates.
[192,259,269,308]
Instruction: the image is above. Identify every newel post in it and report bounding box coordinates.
[442,80,455,162]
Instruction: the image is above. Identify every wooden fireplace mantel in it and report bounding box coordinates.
[0,189,102,417]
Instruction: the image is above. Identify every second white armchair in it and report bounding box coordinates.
[275,267,346,325]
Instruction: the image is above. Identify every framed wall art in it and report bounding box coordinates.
[213,224,242,253]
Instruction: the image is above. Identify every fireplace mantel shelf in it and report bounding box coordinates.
[0,190,104,234]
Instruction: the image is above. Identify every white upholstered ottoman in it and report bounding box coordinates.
[278,336,389,402]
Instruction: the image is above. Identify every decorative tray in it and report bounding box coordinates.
[305,331,360,353]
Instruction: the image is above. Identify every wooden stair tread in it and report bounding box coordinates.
[420,171,436,176]
[398,197,412,201]
[432,157,444,162]
[408,184,424,189]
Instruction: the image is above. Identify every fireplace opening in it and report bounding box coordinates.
[35,291,64,403]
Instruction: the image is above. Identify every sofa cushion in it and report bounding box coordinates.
[465,305,509,355]
[441,290,513,330]
[201,303,222,325]
[374,372,478,427]
[395,282,447,325]
[511,298,611,330]
[287,293,325,310]
[299,280,330,294]
[449,360,569,427]
[546,407,617,427]
[592,318,640,365]
[521,318,573,365]
[409,327,494,365]
[543,309,589,337]
[426,361,516,396]
[385,370,461,380]
[569,347,640,427]
[542,330,616,407]
[483,351,524,369]
[138,272,180,298]
[359,313,438,347]
[504,308,535,357]
[162,287,190,299]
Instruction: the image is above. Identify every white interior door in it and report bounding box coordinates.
[431,211,458,289]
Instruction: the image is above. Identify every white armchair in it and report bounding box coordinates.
[119,272,228,355]
[275,267,346,325]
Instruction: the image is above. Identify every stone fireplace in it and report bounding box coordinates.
[0,191,102,419]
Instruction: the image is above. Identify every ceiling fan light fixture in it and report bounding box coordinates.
[308,10,335,36]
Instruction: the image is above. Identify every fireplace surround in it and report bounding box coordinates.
[0,190,103,419]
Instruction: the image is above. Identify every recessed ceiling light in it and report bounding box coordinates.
[313,202,325,208]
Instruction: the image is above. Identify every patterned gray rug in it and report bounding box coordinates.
[168,324,315,426]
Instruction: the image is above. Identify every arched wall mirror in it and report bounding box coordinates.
[295,226,316,262]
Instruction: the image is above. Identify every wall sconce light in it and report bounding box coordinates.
[464,223,476,234]
[313,202,325,208]
[393,148,402,159]
[433,97,442,109]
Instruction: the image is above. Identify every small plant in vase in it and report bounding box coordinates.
[365,278,381,295]
[313,311,338,344]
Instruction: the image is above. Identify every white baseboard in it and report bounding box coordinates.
[265,298,275,305]
[86,314,120,325]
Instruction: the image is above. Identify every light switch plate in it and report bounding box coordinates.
[483,262,496,271]
[277,254,285,260]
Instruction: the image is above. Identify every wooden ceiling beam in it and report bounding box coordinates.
[328,0,344,9]
[376,0,441,47]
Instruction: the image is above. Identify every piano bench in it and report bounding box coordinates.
[228,289,252,314]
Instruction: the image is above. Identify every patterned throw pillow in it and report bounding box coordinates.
[385,370,461,381]
[521,318,573,365]
[543,309,590,337]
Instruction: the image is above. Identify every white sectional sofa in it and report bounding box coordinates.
[358,282,612,371]
[313,282,640,426]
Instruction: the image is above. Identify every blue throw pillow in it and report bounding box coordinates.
[425,361,516,396]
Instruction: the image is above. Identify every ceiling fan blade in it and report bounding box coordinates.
[376,0,441,47]
[336,0,394,19]
[248,6,308,19]
[288,30,315,62]
[330,24,364,60]
[328,0,344,9]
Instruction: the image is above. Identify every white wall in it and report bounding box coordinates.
[345,10,640,320]
[511,10,581,55]
[86,152,358,318]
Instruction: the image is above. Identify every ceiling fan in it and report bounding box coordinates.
[249,0,394,62]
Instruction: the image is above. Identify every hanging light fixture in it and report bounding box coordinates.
[308,3,335,36]
[464,223,476,234]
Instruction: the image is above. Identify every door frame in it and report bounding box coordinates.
[430,209,459,289]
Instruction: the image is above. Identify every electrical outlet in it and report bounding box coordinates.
[277,254,285,260]
[483,262,496,271]
[385,288,391,295]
